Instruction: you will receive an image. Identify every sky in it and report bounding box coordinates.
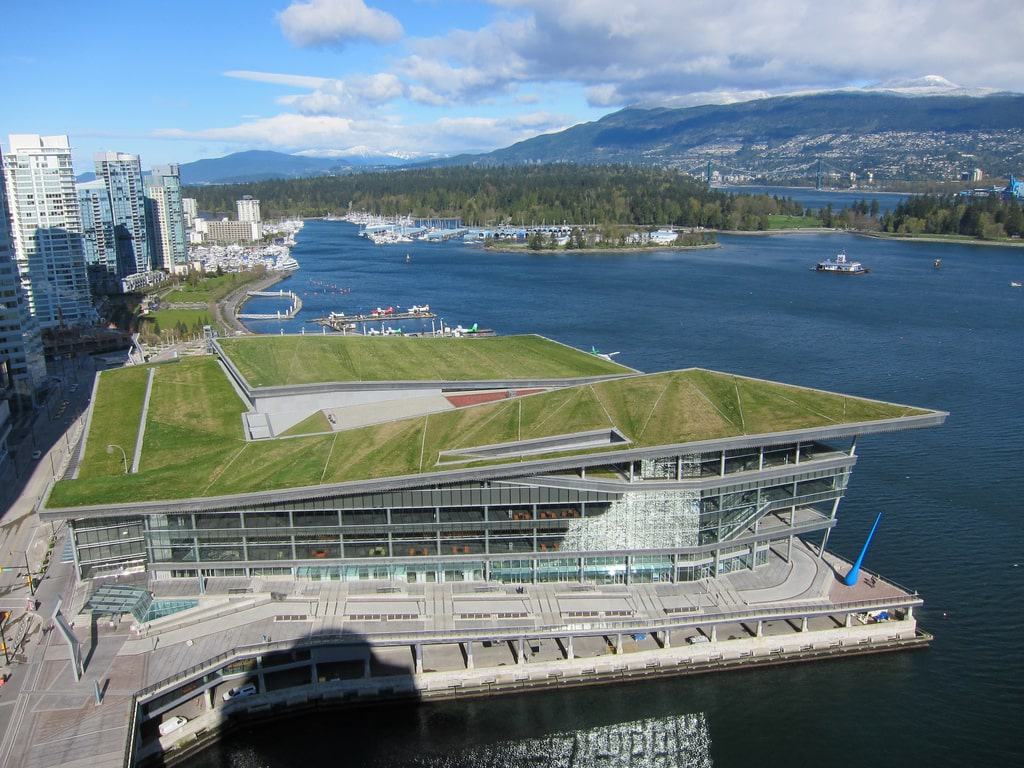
[1,0,1022,171]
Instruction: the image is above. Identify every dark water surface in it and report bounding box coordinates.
[208,221,1023,766]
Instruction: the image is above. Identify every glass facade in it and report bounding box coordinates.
[70,440,851,585]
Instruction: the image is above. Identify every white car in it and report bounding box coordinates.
[686,634,711,644]
[222,682,257,702]
[158,716,188,736]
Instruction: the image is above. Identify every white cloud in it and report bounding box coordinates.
[280,73,406,115]
[277,0,403,48]
[224,70,330,89]
[153,110,574,156]
[403,0,1024,105]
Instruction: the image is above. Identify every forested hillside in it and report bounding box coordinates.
[187,165,807,228]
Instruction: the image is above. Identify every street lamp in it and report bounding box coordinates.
[106,444,128,474]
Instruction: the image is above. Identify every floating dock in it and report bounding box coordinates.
[311,310,437,331]
[237,289,303,320]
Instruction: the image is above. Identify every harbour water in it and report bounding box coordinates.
[205,219,1022,766]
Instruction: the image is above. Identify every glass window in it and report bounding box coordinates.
[244,511,290,529]
[195,513,241,529]
[295,543,341,560]
[342,509,387,526]
[439,507,484,523]
[536,505,581,520]
[345,541,390,558]
[536,558,579,583]
[293,510,339,527]
[391,508,436,525]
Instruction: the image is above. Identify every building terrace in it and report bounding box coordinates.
[44,346,939,512]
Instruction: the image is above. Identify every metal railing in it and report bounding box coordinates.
[134,591,919,702]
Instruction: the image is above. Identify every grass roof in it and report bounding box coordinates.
[217,334,631,387]
[48,355,930,509]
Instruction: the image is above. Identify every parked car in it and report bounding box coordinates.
[222,682,257,702]
[686,634,710,644]
[30,450,41,460]
[158,716,188,736]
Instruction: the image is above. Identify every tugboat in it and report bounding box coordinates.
[814,251,869,275]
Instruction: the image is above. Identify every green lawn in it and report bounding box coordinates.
[76,366,151,477]
[217,334,633,387]
[766,215,824,230]
[146,309,215,334]
[161,273,259,304]
[48,358,930,508]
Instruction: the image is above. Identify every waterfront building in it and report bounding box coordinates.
[236,195,261,224]
[47,334,944,587]
[0,152,46,403]
[42,334,944,759]
[203,218,260,244]
[3,134,94,328]
[94,151,151,277]
[145,165,188,273]
[76,179,119,293]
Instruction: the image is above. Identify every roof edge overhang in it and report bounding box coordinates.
[42,409,946,520]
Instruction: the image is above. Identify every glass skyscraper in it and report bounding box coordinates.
[146,164,188,273]
[3,134,93,328]
[94,151,151,277]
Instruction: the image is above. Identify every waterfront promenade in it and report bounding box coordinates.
[0,533,924,768]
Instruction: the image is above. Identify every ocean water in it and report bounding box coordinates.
[206,220,1023,766]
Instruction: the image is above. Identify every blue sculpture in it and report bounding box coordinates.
[843,511,883,586]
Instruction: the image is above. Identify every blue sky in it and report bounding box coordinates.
[1,0,1021,172]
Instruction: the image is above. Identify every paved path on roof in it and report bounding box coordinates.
[324,394,454,431]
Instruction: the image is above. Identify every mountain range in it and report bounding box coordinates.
[79,91,1024,186]
[76,149,412,185]
[432,92,1024,181]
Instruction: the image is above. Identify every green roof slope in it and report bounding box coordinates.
[48,356,931,509]
[217,334,631,387]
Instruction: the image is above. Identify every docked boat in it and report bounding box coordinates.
[814,252,869,275]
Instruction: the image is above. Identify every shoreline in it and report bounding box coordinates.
[482,242,721,254]
[216,271,288,335]
[853,231,1024,249]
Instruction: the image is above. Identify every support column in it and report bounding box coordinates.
[565,636,574,660]
[906,606,914,620]
[660,630,671,649]
[204,687,214,710]
[709,625,717,642]
[845,613,853,628]
[414,643,423,674]
[464,641,474,669]
[310,662,318,686]
[800,616,809,632]
[363,657,371,678]
[615,633,623,654]
[818,528,830,560]
[516,638,525,665]
[755,620,763,638]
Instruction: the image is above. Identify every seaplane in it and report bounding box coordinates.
[591,346,621,362]
[409,304,430,314]
[370,306,396,317]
